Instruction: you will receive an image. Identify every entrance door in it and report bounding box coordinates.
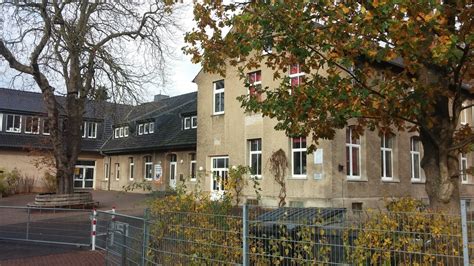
[74,160,95,189]
[169,154,177,189]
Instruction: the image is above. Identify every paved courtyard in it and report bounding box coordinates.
[0,190,151,264]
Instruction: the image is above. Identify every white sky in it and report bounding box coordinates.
[0,1,201,102]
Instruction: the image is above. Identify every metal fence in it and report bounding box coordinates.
[0,206,91,247]
[93,201,474,266]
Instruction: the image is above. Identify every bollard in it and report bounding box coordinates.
[91,208,97,250]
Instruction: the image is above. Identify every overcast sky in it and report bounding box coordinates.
[0,2,201,102]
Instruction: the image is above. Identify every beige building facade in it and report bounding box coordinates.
[193,60,474,209]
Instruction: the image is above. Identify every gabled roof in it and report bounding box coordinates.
[100,92,197,154]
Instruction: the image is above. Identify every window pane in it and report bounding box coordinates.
[414,154,420,179]
[251,154,258,175]
[352,147,360,176]
[215,80,224,90]
[301,151,307,175]
[185,118,191,128]
[293,151,301,175]
[385,151,392,177]
[290,64,299,75]
[346,146,350,175]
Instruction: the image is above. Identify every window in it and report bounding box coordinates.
[292,137,307,177]
[0,113,3,131]
[249,139,262,178]
[149,122,154,133]
[115,163,120,180]
[6,114,21,133]
[346,127,361,179]
[124,126,129,137]
[144,156,153,180]
[460,102,468,125]
[81,123,86,138]
[461,153,469,184]
[211,157,229,192]
[119,127,124,138]
[213,80,225,115]
[248,71,262,101]
[289,64,305,88]
[191,116,197,128]
[184,117,191,129]
[43,118,50,135]
[85,122,97,138]
[190,153,197,181]
[129,157,134,181]
[104,163,109,180]
[144,123,149,134]
[380,134,393,180]
[410,137,422,182]
[114,128,120,138]
[138,122,154,135]
[25,116,40,134]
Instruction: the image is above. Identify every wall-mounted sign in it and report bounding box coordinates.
[154,164,162,180]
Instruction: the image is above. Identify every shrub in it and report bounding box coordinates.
[43,172,56,193]
[347,198,461,265]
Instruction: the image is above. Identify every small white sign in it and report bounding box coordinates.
[154,164,162,180]
[313,149,323,164]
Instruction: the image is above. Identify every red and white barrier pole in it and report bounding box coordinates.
[91,208,97,250]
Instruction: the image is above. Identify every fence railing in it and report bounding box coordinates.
[0,206,91,247]
[94,200,474,266]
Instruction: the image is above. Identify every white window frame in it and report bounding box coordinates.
[149,122,154,133]
[249,139,262,178]
[6,114,22,133]
[248,70,262,99]
[381,134,393,181]
[24,116,40,134]
[291,137,307,178]
[114,128,120,138]
[144,156,153,181]
[191,116,197,128]
[138,124,144,135]
[184,117,191,129]
[144,123,149,134]
[129,157,134,181]
[82,122,87,138]
[115,163,120,180]
[42,118,50,135]
[461,102,468,125]
[119,127,124,138]
[289,64,305,89]
[410,137,422,182]
[0,113,3,131]
[461,153,469,184]
[211,156,229,193]
[190,153,197,181]
[87,122,97,139]
[213,80,225,115]
[124,126,129,137]
[346,127,361,180]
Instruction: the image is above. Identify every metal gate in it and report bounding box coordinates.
[0,206,92,247]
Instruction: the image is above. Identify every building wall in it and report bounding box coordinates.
[101,149,197,192]
[195,60,474,209]
[0,149,104,192]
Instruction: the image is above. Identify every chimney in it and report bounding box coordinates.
[154,94,169,102]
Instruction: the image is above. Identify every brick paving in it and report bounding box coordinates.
[0,250,105,266]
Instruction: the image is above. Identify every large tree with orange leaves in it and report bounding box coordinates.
[185,0,473,211]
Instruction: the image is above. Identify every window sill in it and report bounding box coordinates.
[346,176,367,182]
[411,179,425,184]
[190,179,197,182]
[212,112,224,116]
[381,178,400,183]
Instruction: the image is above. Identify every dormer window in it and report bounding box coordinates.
[6,114,21,133]
[25,116,40,134]
[183,115,197,130]
[138,122,154,135]
[114,125,129,139]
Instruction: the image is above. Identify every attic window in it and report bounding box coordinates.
[183,115,197,130]
[114,126,129,139]
[138,122,154,135]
